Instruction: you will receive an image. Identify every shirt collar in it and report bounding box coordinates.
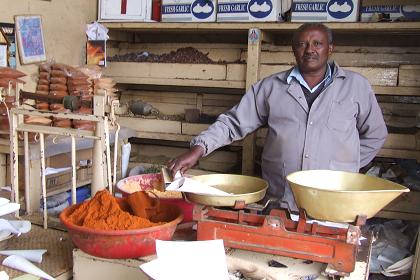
[287,64,332,93]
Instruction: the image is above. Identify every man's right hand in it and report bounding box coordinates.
[167,145,205,178]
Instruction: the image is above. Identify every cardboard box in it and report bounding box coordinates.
[291,0,360,22]
[98,0,152,21]
[161,0,217,22]
[6,158,92,192]
[360,4,420,21]
[217,0,284,22]
[361,0,419,6]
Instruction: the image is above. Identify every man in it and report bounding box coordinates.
[168,23,387,211]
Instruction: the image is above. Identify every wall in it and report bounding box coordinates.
[0,0,97,90]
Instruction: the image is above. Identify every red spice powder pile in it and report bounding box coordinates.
[67,190,160,230]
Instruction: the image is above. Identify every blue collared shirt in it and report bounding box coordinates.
[286,64,332,93]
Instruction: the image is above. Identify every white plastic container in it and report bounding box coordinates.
[291,0,359,22]
[161,0,217,22]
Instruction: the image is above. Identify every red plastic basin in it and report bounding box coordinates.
[60,202,183,259]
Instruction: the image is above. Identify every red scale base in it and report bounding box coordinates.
[194,205,366,275]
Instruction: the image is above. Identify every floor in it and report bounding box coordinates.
[0,221,73,279]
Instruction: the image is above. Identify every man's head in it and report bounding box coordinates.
[292,23,333,75]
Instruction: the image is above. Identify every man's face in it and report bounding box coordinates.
[292,27,333,74]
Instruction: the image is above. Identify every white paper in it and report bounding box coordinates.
[289,213,349,229]
[0,250,46,263]
[0,45,7,68]
[0,203,20,217]
[0,271,8,280]
[166,177,233,196]
[8,220,31,234]
[0,199,9,208]
[86,22,109,40]
[0,220,21,236]
[45,167,71,176]
[2,255,55,280]
[140,240,229,280]
[121,143,131,178]
[0,231,12,242]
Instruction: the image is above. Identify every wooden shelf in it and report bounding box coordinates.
[104,22,420,45]
[46,179,92,197]
[110,76,245,89]
[106,20,420,173]
[102,22,420,34]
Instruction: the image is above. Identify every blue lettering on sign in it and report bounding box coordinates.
[292,2,327,12]
[218,3,248,13]
[361,5,400,13]
[162,4,191,14]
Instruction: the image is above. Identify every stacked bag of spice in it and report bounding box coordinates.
[0,67,26,90]
[67,66,96,131]
[0,67,26,139]
[48,63,71,128]
[35,63,51,110]
[94,77,118,101]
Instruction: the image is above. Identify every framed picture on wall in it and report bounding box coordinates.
[14,15,46,64]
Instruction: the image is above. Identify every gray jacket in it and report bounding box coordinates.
[191,63,388,209]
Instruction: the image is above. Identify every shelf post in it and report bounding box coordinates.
[242,28,262,175]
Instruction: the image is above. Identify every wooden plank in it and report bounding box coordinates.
[373,86,420,96]
[376,211,420,222]
[259,65,292,79]
[243,51,420,67]
[108,76,245,89]
[399,65,420,87]
[182,123,210,135]
[226,64,246,81]
[383,133,417,150]
[202,106,231,116]
[383,115,416,129]
[346,67,398,86]
[117,117,181,134]
[104,62,227,80]
[203,93,241,102]
[120,91,197,105]
[262,45,420,54]
[380,102,420,117]
[242,28,262,176]
[256,131,419,150]
[241,51,295,65]
[377,148,420,161]
[134,131,193,142]
[382,191,420,215]
[259,65,398,86]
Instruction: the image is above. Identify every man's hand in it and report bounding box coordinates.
[167,145,205,177]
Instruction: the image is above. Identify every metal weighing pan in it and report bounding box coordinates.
[287,170,410,223]
[185,174,268,207]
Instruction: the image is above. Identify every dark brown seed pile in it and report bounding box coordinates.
[108,47,216,64]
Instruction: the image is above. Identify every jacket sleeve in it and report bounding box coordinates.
[357,82,388,167]
[191,81,268,156]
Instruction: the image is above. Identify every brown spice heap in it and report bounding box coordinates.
[67,190,160,230]
[108,47,217,64]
